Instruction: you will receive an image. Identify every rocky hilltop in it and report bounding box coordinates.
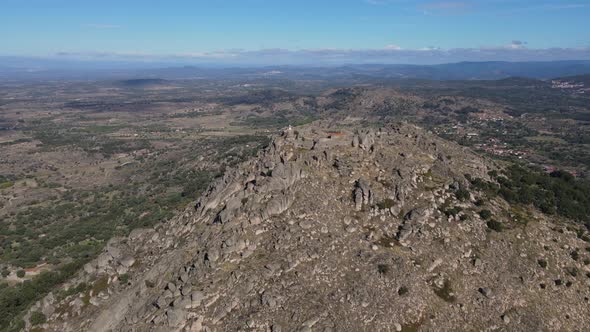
[29,122,590,331]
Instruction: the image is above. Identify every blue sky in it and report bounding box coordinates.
[1,0,590,64]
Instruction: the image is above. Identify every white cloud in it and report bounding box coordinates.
[54,44,590,65]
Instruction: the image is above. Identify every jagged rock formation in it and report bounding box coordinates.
[353,178,373,212]
[30,123,590,331]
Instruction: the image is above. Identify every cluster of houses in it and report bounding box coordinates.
[542,165,582,178]
[551,80,589,94]
[551,80,584,89]
[475,139,528,158]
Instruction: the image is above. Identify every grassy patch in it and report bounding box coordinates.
[234,113,318,129]
[375,199,396,210]
[92,276,109,295]
[509,206,533,227]
[401,321,423,332]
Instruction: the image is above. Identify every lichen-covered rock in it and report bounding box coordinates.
[353,178,374,211]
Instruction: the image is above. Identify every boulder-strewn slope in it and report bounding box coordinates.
[31,123,590,331]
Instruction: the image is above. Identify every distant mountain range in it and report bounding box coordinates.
[116,78,170,87]
[339,61,590,80]
[1,57,590,81]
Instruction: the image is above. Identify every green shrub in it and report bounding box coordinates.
[119,273,129,284]
[466,165,590,225]
[479,209,492,220]
[0,260,85,328]
[29,311,46,326]
[398,286,409,296]
[455,188,470,201]
[567,267,578,277]
[16,270,25,278]
[443,206,463,217]
[486,220,504,232]
[500,165,590,224]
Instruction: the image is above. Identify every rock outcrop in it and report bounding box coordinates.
[353,178,373,211]
[31,123,590,332]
